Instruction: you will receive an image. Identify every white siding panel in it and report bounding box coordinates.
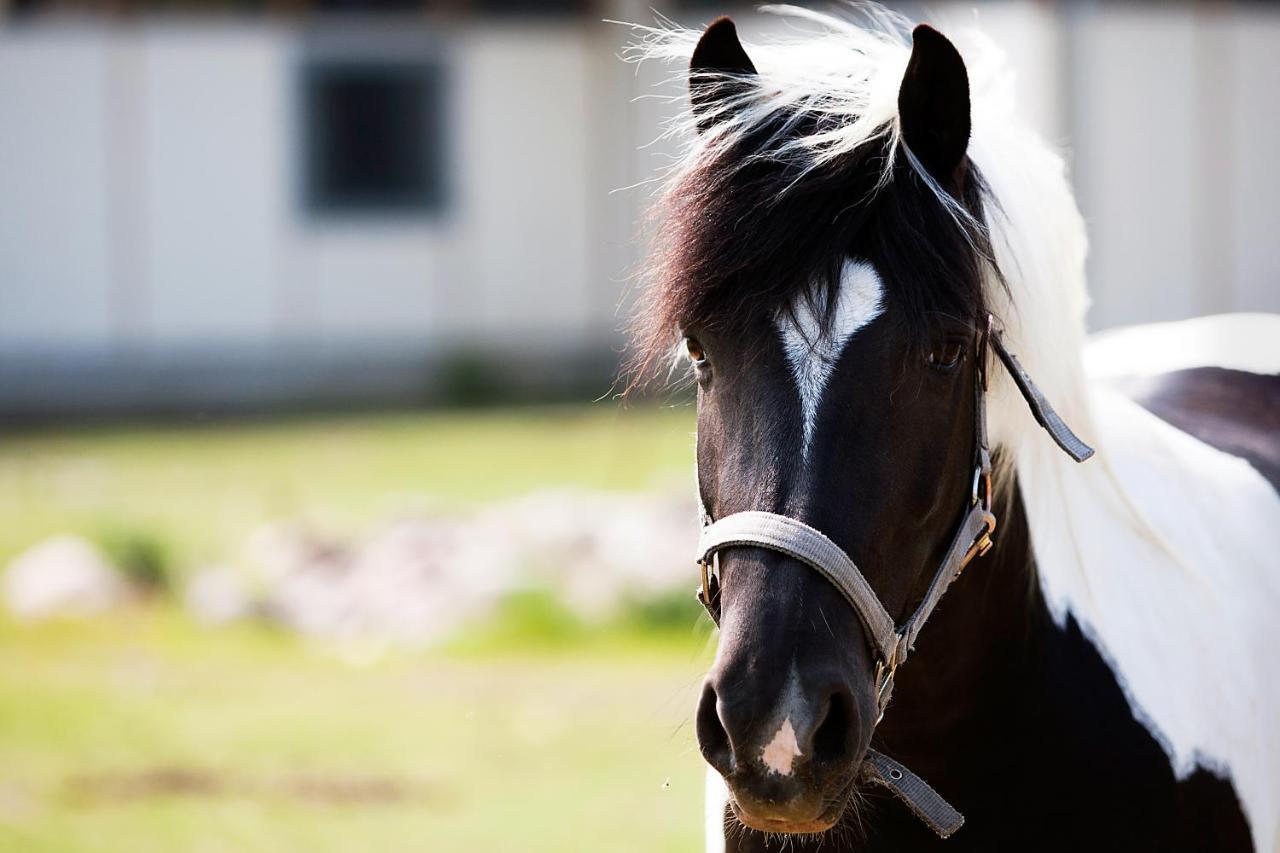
[0,32,112,349]
[453,26,591,343]
[1070,6,1201,330]
[1231,11,1280,314]
[300,224,439,343]
[142,25,285,347]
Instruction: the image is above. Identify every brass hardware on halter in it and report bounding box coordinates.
[958,512,997,578]
[874,657,896,725]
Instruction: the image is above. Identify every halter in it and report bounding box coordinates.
[693,315,1094,838]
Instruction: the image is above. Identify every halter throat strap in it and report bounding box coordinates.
[692,317,1093,838]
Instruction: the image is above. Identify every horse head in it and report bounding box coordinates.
[652,18,993,834]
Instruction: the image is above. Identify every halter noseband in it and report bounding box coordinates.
[693,315,1094,838]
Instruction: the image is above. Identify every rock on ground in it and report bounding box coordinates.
[184,488,700,647]
[3,535,129,620]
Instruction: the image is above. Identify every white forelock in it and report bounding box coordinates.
[639,6,1280,851]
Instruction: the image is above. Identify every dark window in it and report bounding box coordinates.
[302,57,447,216]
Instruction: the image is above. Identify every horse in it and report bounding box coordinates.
[626,8,1280,852]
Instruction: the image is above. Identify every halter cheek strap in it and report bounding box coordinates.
[693,317,1093,838]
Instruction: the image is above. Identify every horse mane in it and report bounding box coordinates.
[623,4,999,388]
[627,6,1280,849]
[623,1,1099,560]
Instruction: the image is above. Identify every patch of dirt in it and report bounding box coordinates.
[65,766,443,807]
[68,767,225,800]
[282,774,418,805]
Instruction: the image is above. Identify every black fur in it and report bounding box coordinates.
[898,25,971,188]
[689,17,758,133]
[1118,367,1280,486]
[720,380,1265,850]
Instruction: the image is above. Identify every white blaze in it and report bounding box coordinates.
[775,259,885,458]
[760,717,803,776]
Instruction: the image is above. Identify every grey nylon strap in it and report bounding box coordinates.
[696,512,898,662]
[864,749,965,838]
[990,330,1094,463]
[696,503,994,669]
[899,502,992,655]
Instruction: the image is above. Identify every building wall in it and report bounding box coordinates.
[1067,2,1280,328]
[0,19,620,414]
[0,3,1276,415]
[0,30,114,352]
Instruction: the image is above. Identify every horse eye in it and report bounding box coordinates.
[685,336,707,365]
[927,340,965,371]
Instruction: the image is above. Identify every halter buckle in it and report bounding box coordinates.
[958,512,998,577]
[873,637,907,725]
[697,552,721,612]
[874,658,895,725]
[977,526,996,557]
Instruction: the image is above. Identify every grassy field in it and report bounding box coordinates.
[0,404,714,852]
[0,404,696,579]
[0,609,713,853]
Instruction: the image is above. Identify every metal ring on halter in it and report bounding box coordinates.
[698,551,721,609]
[874,657,897,725]
[970,465,992,509]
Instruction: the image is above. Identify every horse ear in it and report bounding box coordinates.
[897,24,971,186]
[689,17,758,133]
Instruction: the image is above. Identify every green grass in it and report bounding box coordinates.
[0,404,715,851]
[0,404,696,576]
[0,608,713,853]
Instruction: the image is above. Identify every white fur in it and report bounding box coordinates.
[761,717,803,776]
[705,767,729,853]
[1085,313,1280,380]
[631,8,1280,850]
[775,260,885,458]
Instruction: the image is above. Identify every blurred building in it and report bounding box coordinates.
[0,1,1277,417]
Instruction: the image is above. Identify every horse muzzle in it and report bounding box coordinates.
[696,651,874,835]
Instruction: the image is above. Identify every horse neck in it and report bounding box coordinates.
[872,476,1040,768]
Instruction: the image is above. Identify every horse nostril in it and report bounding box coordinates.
[812,687,858,766]
[696,679,735,776]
